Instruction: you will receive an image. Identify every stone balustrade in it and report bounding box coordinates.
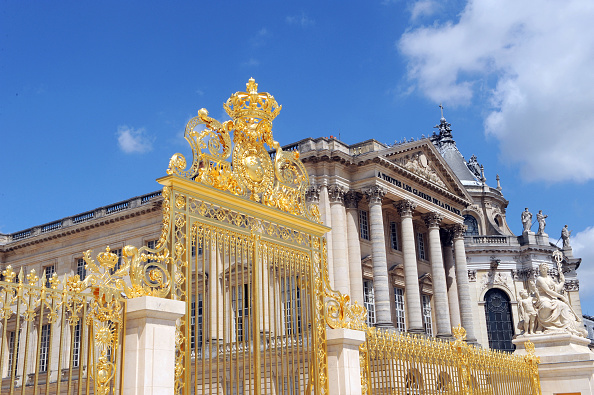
[0,191,162,245]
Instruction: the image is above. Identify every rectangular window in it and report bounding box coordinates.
[417,232,426,260]
[146,240,158,263]
[73,321,81,368]
[190,293,203,353]
[359,210,370,240]
[44,264,56,288]
[232,284,250,341]
[422,294,433,336]
[39,324,51,372]
[282,277,302,335]
[394,287,406,332]
[390,222,399,250]
[7,331,19,375]
[110,248,122,274]
[363,280,376,326]
[76,258,86,280]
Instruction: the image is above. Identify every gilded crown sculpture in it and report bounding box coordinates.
[167,78,320,223]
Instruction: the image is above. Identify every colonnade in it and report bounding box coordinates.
[310,184,476,341]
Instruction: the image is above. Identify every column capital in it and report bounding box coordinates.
[449,223,467,239]
[305,186,320,203]
[364,185,386,205]
[328,184,346,204]
[394,199,417,217]
[344,190,362,209]
[422,212,444,229]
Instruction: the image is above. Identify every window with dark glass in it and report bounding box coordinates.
[463,215,479,236]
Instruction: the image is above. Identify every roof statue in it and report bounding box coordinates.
[166,78,321,223]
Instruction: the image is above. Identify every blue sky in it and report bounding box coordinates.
[1,1,594,312]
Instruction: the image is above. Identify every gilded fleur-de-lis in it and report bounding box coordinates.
[49,272,60,289]
[2,265,16,282]
[27,269,39,286]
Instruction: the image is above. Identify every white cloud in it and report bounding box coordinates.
[410,0,438,21]
[250,28,269,48]
[117,126,154,154]
[286,12,314,28]
[242,58,260,67]
[571,226,594,314]
[398,0,594,182]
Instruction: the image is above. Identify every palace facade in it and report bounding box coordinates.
[0,115,584,359]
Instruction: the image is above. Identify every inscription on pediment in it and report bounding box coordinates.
[394,151,446,188]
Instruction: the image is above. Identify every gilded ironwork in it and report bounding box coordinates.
[166,78,321,223]
[357,323,541,394]
[0,261,126,395]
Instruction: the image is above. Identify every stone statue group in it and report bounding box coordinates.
[521,208,572,248]
[517,253,586,337]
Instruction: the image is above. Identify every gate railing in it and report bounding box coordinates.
[358,325,540,395]
[0,262,126,395]
[0,242,172,395]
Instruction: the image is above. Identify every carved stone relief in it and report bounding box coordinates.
[394,151,447,188]
[480,271,512,292]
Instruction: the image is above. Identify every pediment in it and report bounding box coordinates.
[381,140,472,203]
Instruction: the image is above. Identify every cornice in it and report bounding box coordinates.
[1,198,163,252]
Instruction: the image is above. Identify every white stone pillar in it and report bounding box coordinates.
[345,190,364,306]
[319,184,334,287]
[451,224,478,343]
[329,185,350,295]
[366,186,392,328]
[123,296,186,395]
[395,200,424,333]
[442,231,461,328]
[423,212,452,338]
[326,328,366,395]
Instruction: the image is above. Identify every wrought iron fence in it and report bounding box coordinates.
[0,262,126,395]
[358,325,541,395]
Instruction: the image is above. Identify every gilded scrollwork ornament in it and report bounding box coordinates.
[166,78,321,223]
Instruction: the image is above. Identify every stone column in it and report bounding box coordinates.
[123,296,186,395]
[423,213,452,338]
[365,186,392,328]
[319,184,334,287]
[450,224,478,343]
[344,190,364,306]
[329,185,349,295]
[395,200,424,333]
[326,328,367,395]
[441,229,461,327]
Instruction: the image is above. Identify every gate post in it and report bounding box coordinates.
[123,296,185,395]
[326,328,366,395]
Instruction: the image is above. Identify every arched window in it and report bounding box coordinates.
[463,215,479,236]
[484,288,515,352]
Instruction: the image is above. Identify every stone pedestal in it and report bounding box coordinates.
[522,230,537,245]
[326,328,366,395]
[536,233,549,245]
[123,296,186,395]
[514,333,594,395]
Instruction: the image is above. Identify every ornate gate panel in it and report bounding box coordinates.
[159,79,331,395]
